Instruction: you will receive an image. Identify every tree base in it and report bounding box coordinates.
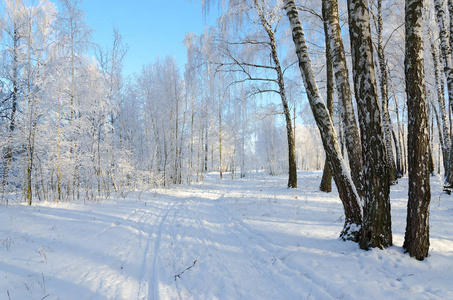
[339,222,361,242]
[443,185,452,195]
[359,226,392,250]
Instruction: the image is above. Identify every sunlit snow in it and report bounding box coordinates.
[1,171,452,299]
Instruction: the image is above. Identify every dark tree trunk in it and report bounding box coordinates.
[392,130,403,178]
[284,0,362,241]
[403,0,431,261]
[347,0,392,249]
[320,159,332,193]
[429,144,435,176]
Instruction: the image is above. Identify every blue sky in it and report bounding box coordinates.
[81,0,219,77]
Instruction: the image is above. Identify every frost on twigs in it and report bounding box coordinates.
[339,222,361,242]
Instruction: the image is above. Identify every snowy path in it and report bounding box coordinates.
[1,172,453,299]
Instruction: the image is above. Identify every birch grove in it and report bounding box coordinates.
[0,0,447,260]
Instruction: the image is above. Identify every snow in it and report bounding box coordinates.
[1,171,453,299]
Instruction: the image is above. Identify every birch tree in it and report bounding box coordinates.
[347,0,392,249]
[21,0,55,204]
[433,0,453,186]
[319,2,334,193]
[254,0,297,188]
[428,26,451,177]
[403,0,431,260]
[213,0,298,187]
[322,0,364,195]
[54,0,92,199]
[375,0,398,183]
[283,0,363,240]
[1,0,26,202]
[96,27,128,191]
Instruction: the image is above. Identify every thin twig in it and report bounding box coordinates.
[174,260,197,281]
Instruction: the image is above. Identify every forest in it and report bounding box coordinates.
[0,0,449,269]
[2,0,453,298]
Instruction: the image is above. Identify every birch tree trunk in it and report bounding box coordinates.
[429,28,451,175]
[254,0,297,188]
[376,0,397,184]
[434,0,453,186]
[394,93,406,176]
[322,0,364,195]
[320,0,335,193]
[283,0,362,240]
[218,87,223,180]
[403,0,431,260]
[24,11,35,205]
[347,0,392,249]
[447,0,453,59]
[430,100,445,173]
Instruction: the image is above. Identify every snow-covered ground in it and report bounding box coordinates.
[1,171,452,300]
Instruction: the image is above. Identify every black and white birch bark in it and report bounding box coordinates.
[320,1,335,193]
[254,0,297,188]
[404,0,431,260]
[322,0,364,196]
[376,0,397,184]
[433,0,453,186]
[347,0,392,249]
[283,0,362,240]
[428,27,451,175]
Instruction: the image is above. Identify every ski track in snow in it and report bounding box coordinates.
[1,171,453,299]
[192,202,243,299]
[218,200,337,299]
[95,208,141,238]
[136,201,173,300]
[190,194,294,299]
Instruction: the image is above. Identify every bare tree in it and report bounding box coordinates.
[1,0,25,203]
[96,27,128,191]
[214,1,298,187]
[54,0,92,200]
